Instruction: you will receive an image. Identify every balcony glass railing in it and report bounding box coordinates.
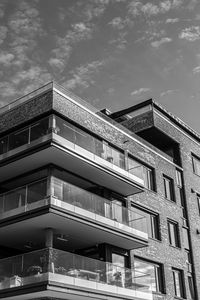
[55,116,149,185]
[0,176,147,237]
[0,248,152,296]
[0,114,153,189]
[51,177,147,234]
[0,117,50,155]
[0,179,47,214]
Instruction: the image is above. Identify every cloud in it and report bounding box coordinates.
[128,0,183,18]
[160,89,179,97]
[108,17,133,30]
[131,88,151,96]
[151,37,172,47]
[179,26,200,41]
[0,52,15,66]
[165,18,179,23]
[49,22,93,73]
[65,60,104,90]
[193,66,200,74]
[109,32,127,50]
[0,26,8,44]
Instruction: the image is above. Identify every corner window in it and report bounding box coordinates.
[172,268,185,298]
[134,257,164,293]
[168,220,180,248]
[163,175,175,201]
[132,206,160,240]
[192,154,200,176]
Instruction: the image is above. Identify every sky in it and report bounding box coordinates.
[0,0,200,132]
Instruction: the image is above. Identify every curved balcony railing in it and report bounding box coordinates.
[0,248,152,299]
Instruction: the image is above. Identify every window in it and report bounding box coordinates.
[143,166,154,190]
[188,275,195,300]
[172,268,185,298]
[192,155,200,176]
[134,257,164,293]
[168,220,180,248]
[176,170,182,188]
[197,194,200,215]
[182,227,189,250]
[163,175,175,201]
[132,206,160,240]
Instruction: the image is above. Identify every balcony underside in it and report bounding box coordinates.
[0,142,143,196]
[0,208,147,250]
[0,274,152,300]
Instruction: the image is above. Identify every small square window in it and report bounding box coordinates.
[168,220,180,248]
[172,268,185,298]
[163,175,175,201]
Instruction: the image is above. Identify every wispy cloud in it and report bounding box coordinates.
[0,26,8,44]
[165,18,179,23]
[128,0,183,18]
[151,37,172,47]
[49,22,93,73]
[65,60,104,90]
[179,26,200,41]
[0,52,15,66]
[131,88,151,96]
[160,89,179,97]
[193,66,200,74]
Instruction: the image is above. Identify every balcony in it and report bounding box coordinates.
[0,175,148,249]
[0,115,152,195]
[0,248,152,300]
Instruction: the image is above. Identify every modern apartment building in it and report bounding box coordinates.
[0,82,198,300]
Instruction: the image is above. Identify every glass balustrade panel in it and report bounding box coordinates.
[30,118,49,142]
[9,128,29,151]
[0,136,8,155]
[27,179,47,204]
[0,248,151,293]
[4,187,26,212]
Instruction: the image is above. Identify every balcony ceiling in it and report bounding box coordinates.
[0,211,147,251]
[0,144,143,196]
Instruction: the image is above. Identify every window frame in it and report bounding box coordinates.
[163,174,175,202]
[132,205,160,240]
[192,154,200,176]
[134,257,165,293]
[172,268,185,298]
[168,220,180,248]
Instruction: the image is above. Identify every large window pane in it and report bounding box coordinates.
[27,179,47,204]
[134,258,163,292]
[4,187,26,211]
[30,118,49,142]
[9,128,29,150]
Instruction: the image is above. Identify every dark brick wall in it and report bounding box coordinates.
[121,111,154,133]
[0,91,53,135]
[151,109,200,298]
